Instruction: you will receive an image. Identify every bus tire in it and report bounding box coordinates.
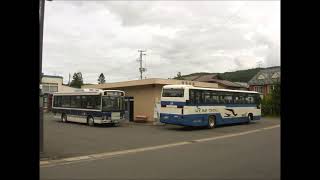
[87,116,95,126]
[247,113,253,124]
[61,114,67,123]
[207,115,216,129]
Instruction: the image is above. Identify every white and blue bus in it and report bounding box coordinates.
[160,85,261,128]
[52,89,125,126]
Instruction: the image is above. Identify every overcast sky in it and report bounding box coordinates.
[43,1,280,84]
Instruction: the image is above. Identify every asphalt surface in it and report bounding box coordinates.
[40,125,280,180]
[42,113,280,160]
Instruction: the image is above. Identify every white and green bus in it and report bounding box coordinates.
[52,89,125,126]
[160,85,261,128]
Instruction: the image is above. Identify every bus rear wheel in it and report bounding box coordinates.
[208,116,216,129]
[61,114,67,123]
[87,116,95,126]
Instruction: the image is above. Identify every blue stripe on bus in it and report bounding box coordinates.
[52,109,124,118]
[161,101,186,106]
[159,113,261,127]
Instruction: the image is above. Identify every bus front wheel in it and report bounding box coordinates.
[87,116,95,126]
[207,116,216,129]
[61,114,67,123]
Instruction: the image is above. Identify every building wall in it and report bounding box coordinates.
[60,85,78,92]
[42,77,63,86]
[105,85,158,122]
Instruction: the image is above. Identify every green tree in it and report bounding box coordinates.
[174,72,184,80]
[70,72,83,88]
[98,73,106,84]
[270,82,280,115]
[261,82,280,116]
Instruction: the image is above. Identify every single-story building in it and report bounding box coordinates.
[82,78,218,123]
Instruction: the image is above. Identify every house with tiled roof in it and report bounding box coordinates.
[188,74,248,90]
[248,66,280,96]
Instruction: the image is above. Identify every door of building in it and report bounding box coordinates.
[125,97,134,122]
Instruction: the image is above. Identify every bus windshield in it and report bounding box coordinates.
[102,96,124,111]
[162,89,184,97]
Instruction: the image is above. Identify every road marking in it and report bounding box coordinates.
[40,124,280,168]
[262,125,280,130]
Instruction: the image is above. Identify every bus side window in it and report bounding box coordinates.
[233,93,239,104]
[75,96,81,108]
[244,95,251,104]
[189,90,195,105]
[95,95,101,109]
[239,93,245,104]
[81,96,87,109]
[62,96,71,108]
[56,96,61,107]
[224,95,233,104]
[211,92,219,104]
[195,90,201,104]
[204,91,211,104]
[87,96,94,109]
[219,94,225,104]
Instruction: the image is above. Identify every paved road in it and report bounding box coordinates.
[42,113,280,160]
[40,126,280,180]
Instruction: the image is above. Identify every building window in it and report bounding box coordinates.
[272,72,280,79]
[49,86,58,92]
[42,83,58,92]
[254,86,263,93]
[42,85,49,92]
[257,74,265,80]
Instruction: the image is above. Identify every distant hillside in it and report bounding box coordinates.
[218,68,263,82]
[176,66,280,82]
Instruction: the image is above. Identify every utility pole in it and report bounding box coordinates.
[257,60,263,68]
[39,0,45,154]
[39,0,52,155]
[137,50,147,80]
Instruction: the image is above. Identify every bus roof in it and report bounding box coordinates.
[162,84,259,94]
[53,89,125,96]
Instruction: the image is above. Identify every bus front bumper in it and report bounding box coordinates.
[97,118,124,124]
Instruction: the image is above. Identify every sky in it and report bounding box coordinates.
[43,0,280,84]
